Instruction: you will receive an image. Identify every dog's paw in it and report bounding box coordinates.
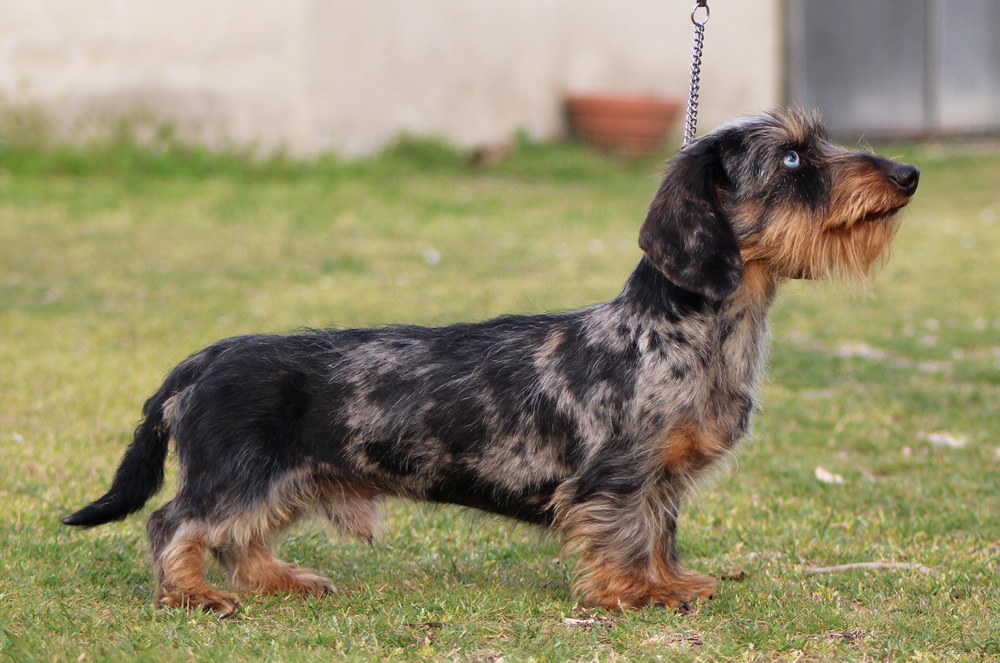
[209,593,242,619]
[156,588,242,618]
[292,571,337,597]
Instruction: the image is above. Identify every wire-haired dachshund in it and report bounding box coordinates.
[64,108,919,616]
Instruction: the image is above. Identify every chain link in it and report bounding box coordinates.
[682,2,710,145]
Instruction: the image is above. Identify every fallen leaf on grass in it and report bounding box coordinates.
[563,616,613,629]
[814,467,845,484]
[922,431,966,449]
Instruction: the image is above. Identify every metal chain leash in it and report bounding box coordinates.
[682,1,710,145]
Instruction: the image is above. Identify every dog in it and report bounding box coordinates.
[63,108,919,617]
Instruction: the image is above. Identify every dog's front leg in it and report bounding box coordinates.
[552,464,715,610]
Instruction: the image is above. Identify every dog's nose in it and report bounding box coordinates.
[889,163,919,196]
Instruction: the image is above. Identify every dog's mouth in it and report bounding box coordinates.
[828,205,906,232]
[859,204,907,224]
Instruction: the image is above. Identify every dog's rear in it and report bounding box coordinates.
[64,108,918,616]
[61,349,219,528]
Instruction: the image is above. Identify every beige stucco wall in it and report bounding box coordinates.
[0,0,782,156]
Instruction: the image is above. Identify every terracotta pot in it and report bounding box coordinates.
[566,94,682,154]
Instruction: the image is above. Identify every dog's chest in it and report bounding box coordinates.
[637,301,770,437]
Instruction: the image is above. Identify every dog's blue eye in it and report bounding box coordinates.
[782,151,801,169]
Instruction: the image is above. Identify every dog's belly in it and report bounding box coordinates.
[422,469,562,525]
[345,432,573,526]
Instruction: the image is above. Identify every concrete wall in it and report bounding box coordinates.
[0,0,782,156]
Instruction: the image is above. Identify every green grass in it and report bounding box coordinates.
[1,134,999,662]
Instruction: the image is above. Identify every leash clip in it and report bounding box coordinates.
[691,1,710,27]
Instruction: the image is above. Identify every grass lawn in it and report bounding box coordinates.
[1,135,999,662]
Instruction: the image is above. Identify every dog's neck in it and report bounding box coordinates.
[618,256,779,321]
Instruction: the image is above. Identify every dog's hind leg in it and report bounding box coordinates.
[213,537,336,597]
[147,502,241,617]
[208,472,378,599]
[212,476,382,597]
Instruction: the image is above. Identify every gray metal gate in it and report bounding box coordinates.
[787,0,1000,138]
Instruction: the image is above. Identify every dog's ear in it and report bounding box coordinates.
[638,136,743,299]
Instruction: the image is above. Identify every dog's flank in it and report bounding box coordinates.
[63,108,918,615]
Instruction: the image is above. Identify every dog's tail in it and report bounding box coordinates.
[61,353,207,528]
